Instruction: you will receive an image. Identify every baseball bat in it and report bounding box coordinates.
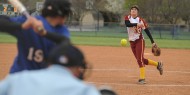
[8,0,30,18]
[8,0,44,32]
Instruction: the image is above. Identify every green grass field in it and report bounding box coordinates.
[0,34,17,43]
[0,33,190,49]
[72,36,190,49]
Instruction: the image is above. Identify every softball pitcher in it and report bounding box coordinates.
[125,5,163,84]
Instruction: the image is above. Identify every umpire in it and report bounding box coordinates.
[0,43,100,95]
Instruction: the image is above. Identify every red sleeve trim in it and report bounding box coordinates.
[125,15,130,20]
[141,18,148,28]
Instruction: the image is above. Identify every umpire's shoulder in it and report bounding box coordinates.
[71,78,100,95]
[83,83,100,95]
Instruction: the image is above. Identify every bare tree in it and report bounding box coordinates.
[181,0,190,24]
[159,0,183,24]
[105,0,125,14]
[70,0,87,31]
[94,0,108,11]
[71,0,86,21]
[20,0,43,11]
[137,0,163,23]
[0,0,7,3]
[181,0,190,31]
[70,0,108,31]
[125,0,189,24]
[124,0,138,9]
[71,0,108,21]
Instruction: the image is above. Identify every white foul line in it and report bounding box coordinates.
[91,69,190,74]
[87,82,190,87]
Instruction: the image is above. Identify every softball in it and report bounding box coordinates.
[120,39,127,46]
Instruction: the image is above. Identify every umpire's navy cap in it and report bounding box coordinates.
[47,43,85,67]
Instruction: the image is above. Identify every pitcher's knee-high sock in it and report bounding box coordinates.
[148,59,158,66]
[140,67,145,79]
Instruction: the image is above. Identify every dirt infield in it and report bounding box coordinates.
[0,44,190,95]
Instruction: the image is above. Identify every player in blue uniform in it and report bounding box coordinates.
[0,0,72,73]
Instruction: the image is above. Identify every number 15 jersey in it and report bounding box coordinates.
[9,15,70,73]
[125,15,148,41]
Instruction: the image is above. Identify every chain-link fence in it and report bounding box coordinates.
[67,22,190,40]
